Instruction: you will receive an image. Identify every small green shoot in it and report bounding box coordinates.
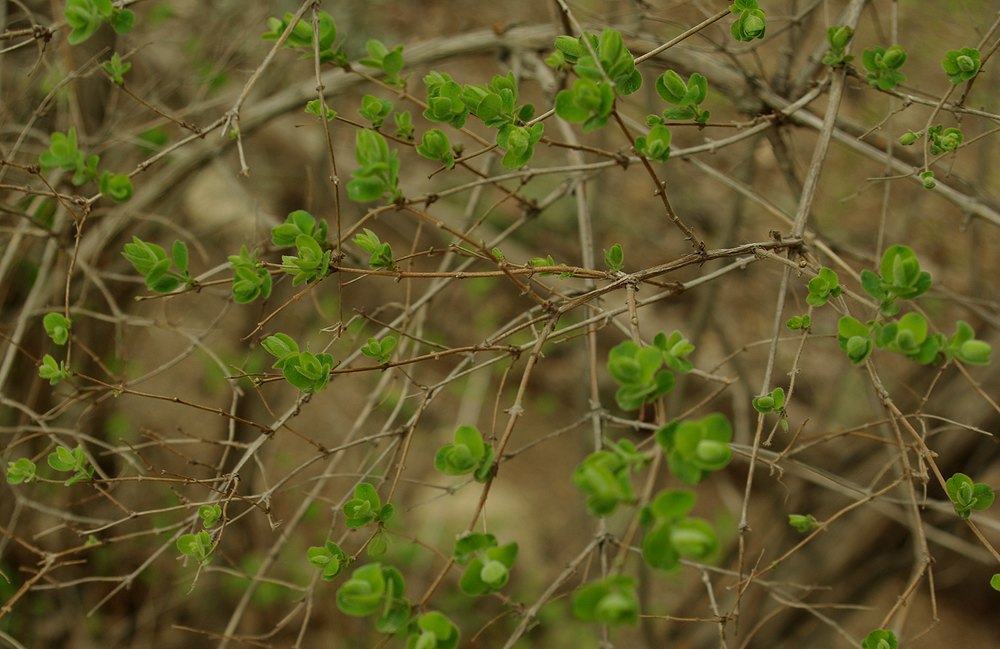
[177,530,213,563]
[862,45,907,90]
[102,52,131,85]
[640,490,719,571]
[347,129,402,203]
[353,228,396,271]
[606,340,676,411]
[861,629,898,649]
[941,47,981,84]
[729,1,767,41]
[358,94,394,128]
[434,425,495,482]
[65,0,135,45]
[198,504,222,528]
[571,575,638,626]
[43,312,72,345]
[47,445,94,485]
[822,26,854,66]
[261,332,335,393]
[656,414,733,485]
[6,458,37,485]
[342,482,394,529]
[454,533,518,595]
[604,243,624,272]
[945,472,995,519]
[307,541,348,581]
[406,611,460,649]
[122,237,193,293]
[335,563,410,633]
[360,336,397,365]
[787,514,818,533]
[807,267,841,307]
[39,354,72,386]
[228,246,273,304]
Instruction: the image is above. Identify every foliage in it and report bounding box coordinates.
[572,575,639,626]
[434,425,495,482]
[122,237,192,293]
[261,332,335,393]
[64,0,135,45]
[862,45,907,90]
[945,473,995,519]
[941,47,981,84]
[656,413,733,485]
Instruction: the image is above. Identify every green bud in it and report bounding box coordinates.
[956,55,975,72]
[898,131,919,146]
[883,45,906,69]
[828,26,853,49]
[959,340,991,364]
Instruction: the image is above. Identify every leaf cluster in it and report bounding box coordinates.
[307,541,348,580]
[945,472,995,519]
[453,533,518,595]
[353,228,396,271]
[606,339,681,411]
[652,69,710,125]
[360,39,406,88]
[122,237,192,293]
[360,336,398,365]
[822,26,854,66]
[729,0,767,42]
[571,575,638,626]
[262,11,346,65]
[348,129,402,203]
[47,445,94,486]
[65,0,135,45]
[640,490,719,570]
[656,413,733,485]
[228,245,273,304]
[336,563,410,633]
[343,482,394,529]
[572,438,648,516]
[554,29,641,132]
[434,425,494,482]
[862,45,907,90]
[261,332,335,392]
[941,47,981,84]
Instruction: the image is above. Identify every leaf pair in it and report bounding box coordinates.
[348,130,402,203]
[453,533,518,595]
[122,237,192,293]
[434,425,494,481]
[262,332,335,392]
[656,413,733,485]
[336,563,410,633]
[640,490,719,570]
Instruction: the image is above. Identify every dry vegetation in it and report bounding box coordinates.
[1,1,999,648]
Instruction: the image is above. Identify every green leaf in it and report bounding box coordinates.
[43,312,72,345]
[787,513,818,533]
[198,504,222,528]
[307,541,347,580]
[572,575,638,625]
[101,52,131,85]
[39,354,71,385]
[942,47,981,83]
[6,458,37,485]
[176,530,213,563]
[861,629,898,649]
[171,240,189,274]
[604,243,624,272]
